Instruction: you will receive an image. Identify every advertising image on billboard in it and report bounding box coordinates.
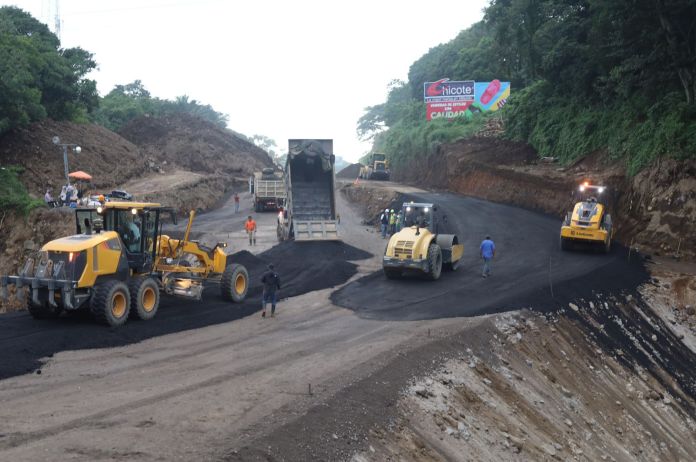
[423,78,510,120]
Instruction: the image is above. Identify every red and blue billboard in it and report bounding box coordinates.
[423,78,510,120]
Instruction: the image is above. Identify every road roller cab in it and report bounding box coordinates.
[383,202,463,280]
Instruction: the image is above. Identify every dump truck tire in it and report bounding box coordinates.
[221,263,249,303]
[90,280,131,327]
[129,276,160,321]
[383,267,401,279]
[426,243,443,280]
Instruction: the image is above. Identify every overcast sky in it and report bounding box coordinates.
[4,0,489,161]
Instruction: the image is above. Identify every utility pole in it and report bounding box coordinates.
[52,136,81,183]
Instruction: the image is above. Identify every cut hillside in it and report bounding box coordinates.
[0,119,146,197]
[393,137,696,259]
[119,112,273,176]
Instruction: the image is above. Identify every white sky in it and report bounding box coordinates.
[3,0,489,161]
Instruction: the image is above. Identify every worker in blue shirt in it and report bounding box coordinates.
[480,235,496,278]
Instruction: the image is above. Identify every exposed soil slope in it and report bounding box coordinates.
[393,137,696,258]
[119,113,273,176]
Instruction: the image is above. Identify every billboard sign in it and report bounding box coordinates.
[424,79,474,102]
[424,78,510,120]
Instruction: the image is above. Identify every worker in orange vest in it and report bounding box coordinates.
[245,215,257,246]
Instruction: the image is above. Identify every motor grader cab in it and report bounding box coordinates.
[382,202,463,280]
[560,182,614,253]
[1,202,249,327]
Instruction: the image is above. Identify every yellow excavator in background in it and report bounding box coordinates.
[560,182,614,253]
[383,202,463,280]
[1,202,249,327]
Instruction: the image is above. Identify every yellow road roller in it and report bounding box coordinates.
[560,182,614,253]
[383,202,463,280]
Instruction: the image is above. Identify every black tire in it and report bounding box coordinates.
[425,243,443,280]
[383,267,401,279]
[27,300,62,320]
[129,276,160,320]
[221,263,249,302]
[90,280,131,327]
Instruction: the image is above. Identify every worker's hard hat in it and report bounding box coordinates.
[384,208,389,212]
[390,209,394,212]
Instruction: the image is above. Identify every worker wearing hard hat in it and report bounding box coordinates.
[388,209,397,235]
[380,208,389,238]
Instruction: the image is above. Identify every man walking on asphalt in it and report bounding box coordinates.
[245,215,257,246]
[261,263,281,318]
[480,235,496,278]
[234,193,240,213]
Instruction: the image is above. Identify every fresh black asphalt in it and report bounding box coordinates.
[331,192,648,320]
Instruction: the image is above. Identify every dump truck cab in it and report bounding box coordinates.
[383,202,463,280]
[560,183,613,252]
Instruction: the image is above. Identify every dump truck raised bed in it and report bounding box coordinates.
[254,168,286,212]
[277,139,339,241]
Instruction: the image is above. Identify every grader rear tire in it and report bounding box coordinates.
[90,280,131,327]
[129,276,160,321]
[425,243,443,281]
[221,263,249,303]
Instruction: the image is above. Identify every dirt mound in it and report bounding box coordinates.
[0,119,146,196]
[337,163,362,179]
[119,113,273,177]
[232,241,372,299]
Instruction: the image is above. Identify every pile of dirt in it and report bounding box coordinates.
[393,137,696,258]
[232,241,372,300]
[0,119,146,196]
[337,163,362,179]
[119,113,273,177]
[340,184,400,225]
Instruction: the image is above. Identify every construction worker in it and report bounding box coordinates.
[396,210,403,232]
[245,215,257,246]
[480,235,496,278]
[380,208,389,238]
[260,263,281,318]
[388,209,397,234]
[234,193,240,213]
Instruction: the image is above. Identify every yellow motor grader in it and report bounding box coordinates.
[383,202,463,280]
[560,182,614,253]
[1,202,249,327]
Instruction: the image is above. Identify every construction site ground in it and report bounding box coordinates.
[1,180,696,461]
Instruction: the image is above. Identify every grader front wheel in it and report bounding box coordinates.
[129,276,160,320]
[221,263,249,303]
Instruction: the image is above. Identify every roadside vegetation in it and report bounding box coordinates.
[0,166,44,214]
[0,7,229,136]
[359,0,696,174]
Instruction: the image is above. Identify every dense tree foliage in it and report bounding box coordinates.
[92,80,229,132]
[0,7,98,135]
[360,0,696,173]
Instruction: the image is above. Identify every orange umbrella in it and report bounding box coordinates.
[68,171,92,181]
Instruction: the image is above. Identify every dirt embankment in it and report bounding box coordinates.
[393,138,696,259]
